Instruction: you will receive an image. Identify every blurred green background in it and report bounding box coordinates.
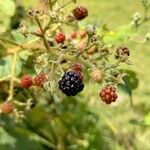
[0,0,150,150]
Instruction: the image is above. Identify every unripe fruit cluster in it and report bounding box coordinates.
[21,73,46,89]
[99,86,118,104]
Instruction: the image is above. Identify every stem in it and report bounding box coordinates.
[79,57,96,69]
[8,52,18,101]
[44,19,53,32]
[75,42,99,58]
[48,0,53,11]
[35,17,49,50]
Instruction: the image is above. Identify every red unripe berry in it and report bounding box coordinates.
[99,86,118,104]
[34,73,46,87]
[0,101,14,114]
[72,6,88,21]
[21,75,33,89]
[72,62,82,72]
[55,32,66,44]
[70,31,77,39]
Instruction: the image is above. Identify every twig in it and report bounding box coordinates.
[7,52,18,101]
[35,17,49,50]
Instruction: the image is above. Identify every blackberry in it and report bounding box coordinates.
[59,71,84,96]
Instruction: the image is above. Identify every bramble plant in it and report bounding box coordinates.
[0,0,149,121]
[0,0,150,149]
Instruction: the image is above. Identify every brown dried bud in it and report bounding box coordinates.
[90,69,104,83]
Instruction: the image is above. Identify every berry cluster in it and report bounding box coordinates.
[21,73,46,88]
[99,86,118,104]
[72,6,88,20]
[59,71,84,96]
[34,73,46,87]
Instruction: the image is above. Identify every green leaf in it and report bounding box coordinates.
[0,0,15,33]
[123,70,139,90]
[0,0,15,17]
[0,127,16,145]
[0,127,45,150]
[118,70,139,106]
[0,50,31,79]
[0,55,21,78]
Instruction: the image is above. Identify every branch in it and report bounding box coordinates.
[35,17,49,50]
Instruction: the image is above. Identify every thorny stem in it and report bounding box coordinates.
[35,17,49,50]
[79,57,96,69]
[44,19,53,32]
[8,52,18,101]
[48,0,53,11]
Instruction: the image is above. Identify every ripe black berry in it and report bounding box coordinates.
[99,86,118,104]
[115,47,130,59]
[59,71,84,96]
[72,6,88,20]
